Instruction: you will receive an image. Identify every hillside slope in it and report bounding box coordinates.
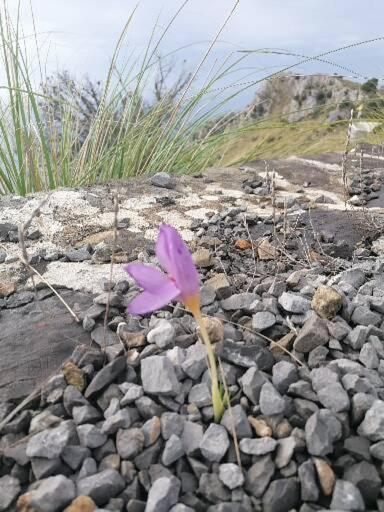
[223,75,384,165]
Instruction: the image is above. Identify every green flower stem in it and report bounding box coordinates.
[193,310,224,422]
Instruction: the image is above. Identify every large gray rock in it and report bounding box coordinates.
[218,463,244,490]
[220,404,252,439]
[161,434,184,466]
[278,292,310,313]
[259,381,286,415]
[305,409,342,456]
[181,343,207,380]
[358,400,384,441]
[0,475,21,511]
[344,461,381,506]
[317,382,350,413]
[147,320,176,349]
[216,340,274,371]
[141,356,180,396]
[26,420,77,459]
[150,172,176,189]
[262,478,300,512]
[272,361,298,394]
[116,428,145,459]
[293,314,329,353]
[146,476,181,512]
[85,356,126,399]
[330,479,365,511]
[28,475,75,512]
[238,367,268,404]
[77,469,126,506]
[298,459,319,502]
[239,437,277,455]
[199,424,229,462]
[221,293,259,311]
[252,311,276,331]
[245,455,275,497]
[0,291,92,400]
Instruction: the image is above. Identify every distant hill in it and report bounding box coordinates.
[243,74,362,123]
[221,74,384,165]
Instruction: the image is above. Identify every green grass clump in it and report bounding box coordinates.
[0,2,243,196]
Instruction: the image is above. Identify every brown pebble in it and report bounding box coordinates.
[64,496,96,512]
[313,457,336,496]
[200,317,224,344]
[248,417,273,437]
[62,362,85,392]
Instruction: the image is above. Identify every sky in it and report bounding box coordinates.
[12,0,384,109]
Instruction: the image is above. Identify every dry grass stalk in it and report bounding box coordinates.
[341,108,354,202]
[102,192,120,353]
[17,195,80,323]
[218,357,242,469]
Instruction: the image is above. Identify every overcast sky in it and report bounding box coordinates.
[14,0,384,108]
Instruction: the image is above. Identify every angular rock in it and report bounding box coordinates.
[238,367,268,404]
[161,434,184,466]
[272,361,298,394]
[357,400,384,441]
[147,320,176,349]
[85,356,126,399]
[216,340,274,371]
[252,311,276,331]
[26,421,77,459]
[77,469,125,506]
[278,292,310,314]
[221,404,252,439]
[145,476,181,512]
[298,459,319,502]
[181,343,207,380]
[141,356,180,396]
[259,381,285,416]
[0,475,21,511]
[199,424,229,462]
[344,461,381,506]
[24,475,75,512]
[330,479,365,511]
[293,314,329,353]
[245,455,275,498]
[150,172,176,189]
[221,293,258,311]
[239,437,277,455]
[116,428,145,459]
[198,473,231,503]
[317,382,350,413]
[101,409,131,435]
[262,478,300,512]
[305,409,342,456]
[218,463,244,490]
[181,421,203,456]
[347,326,369,350]
[77,424,107,448]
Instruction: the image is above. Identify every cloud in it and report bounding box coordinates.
[13,0,384,85]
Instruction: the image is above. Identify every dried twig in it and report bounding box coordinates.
[102,192,119,352]
[18,195,80,322]
[243,214,258,292]
[218,357,242,470]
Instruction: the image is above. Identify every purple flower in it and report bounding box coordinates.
[124,224,200,315]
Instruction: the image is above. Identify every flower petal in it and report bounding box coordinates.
[156,224,200,300]
[124,263,170,293]
[127,281,180,315]
[155,224,175,276]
